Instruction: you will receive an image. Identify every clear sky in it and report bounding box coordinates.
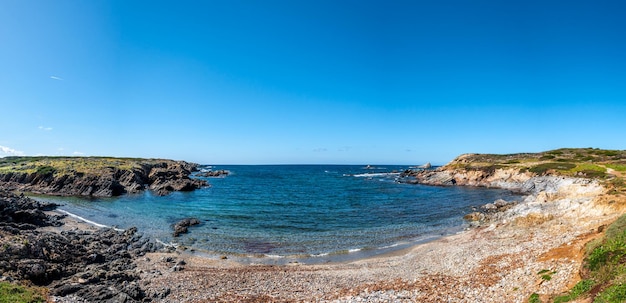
[1,1,625,165]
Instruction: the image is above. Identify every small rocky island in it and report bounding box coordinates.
[0,156,208,197]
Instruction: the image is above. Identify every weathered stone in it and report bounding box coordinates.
[0,191,166,302]
[463,212,484,222]
[493,199,509,208]
[482,203,497,211]
[172,218,201,237]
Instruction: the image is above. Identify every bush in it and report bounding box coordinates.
[529,163,576,175]
[35,166,56,176]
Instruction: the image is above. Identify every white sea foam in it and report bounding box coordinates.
[57,209,124,232]
[311,252,330,257]
[378,243,401,250]
[353,172,400,178]
[155,238,178,248]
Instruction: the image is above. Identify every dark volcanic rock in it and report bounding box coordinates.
[0,191,166,302]
[197,170,229,177]
[172,217,201,237]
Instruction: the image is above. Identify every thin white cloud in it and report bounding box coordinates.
[313,148,328,152]
[38,126,53,131]
[73,151,85,156]
[50,76,64,81]
[0,145,25,157]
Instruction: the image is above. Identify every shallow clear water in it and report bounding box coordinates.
[38,165,521,262]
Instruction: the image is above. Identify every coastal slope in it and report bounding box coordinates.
[0,156,207,197]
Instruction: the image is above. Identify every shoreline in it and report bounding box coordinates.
[49,205,462,266]
[131,173,619,302]
[4,150,624,301]
[44,172,618,301]
[51,174,616,302]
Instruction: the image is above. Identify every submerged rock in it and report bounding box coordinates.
[172,217,201,237]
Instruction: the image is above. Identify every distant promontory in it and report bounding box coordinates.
[0,156,208,197]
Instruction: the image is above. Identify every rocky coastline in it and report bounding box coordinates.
[0,157,207,197]
[0,190,173,302]
[2,149,624,302]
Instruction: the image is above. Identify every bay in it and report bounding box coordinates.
[39,165,521,263]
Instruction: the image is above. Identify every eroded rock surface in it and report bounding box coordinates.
[0,190,168,302]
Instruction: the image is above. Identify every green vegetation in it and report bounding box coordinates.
[550,214,626,302]
[529,292,542,303]
[0,156,167,176]
[450,148,625,173]
[606,164,626,172]
[529,163,576,175]
[0,282,47,303]
[538,269,557,281]
[35,165,56,176]
[595,283,626,303]
[553,279,595,303]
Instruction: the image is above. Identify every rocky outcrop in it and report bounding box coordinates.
[402,167,535,191]
[197,169,230,177]
[0,190,168,302]
[0,160,207,197]
[172,217,201,237]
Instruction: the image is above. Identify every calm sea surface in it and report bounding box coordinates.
[38,165,521,263]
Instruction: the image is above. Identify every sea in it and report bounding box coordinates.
[35,165,522,264]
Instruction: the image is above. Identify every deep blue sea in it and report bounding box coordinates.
[37,165,521,263]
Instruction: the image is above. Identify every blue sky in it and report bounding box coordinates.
[1,1,625,164]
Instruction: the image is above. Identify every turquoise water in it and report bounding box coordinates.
[40,165,520,262]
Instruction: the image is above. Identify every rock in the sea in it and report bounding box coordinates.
[197,170,229,177]
[172,218,201,237]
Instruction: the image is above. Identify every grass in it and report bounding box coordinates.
[550,214,626,302]
[538,269,557,281]
[606,164,626,172]
[0,156,174,176]
[529,292,541,303]
[528,163,576,175]
[595,283,626,303]
[553,279,595,303]
[0,282,47,303]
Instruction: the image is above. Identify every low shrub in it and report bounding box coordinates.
[529,163,576,175]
